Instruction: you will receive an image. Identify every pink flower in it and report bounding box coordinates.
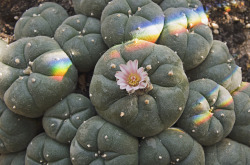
[115,60,149,93]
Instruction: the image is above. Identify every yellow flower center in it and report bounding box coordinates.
[127,73,141,86]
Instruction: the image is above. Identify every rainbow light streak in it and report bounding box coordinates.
[169,128,185,133]
[167,15,188,35]
[166,11,204,35]
[232,82,250,96]
[124,39,152,53]
[192,85,220,111]
[206,85,220,100]
[222,65,240,84]
[195,6,209,25]
[50,57,72,81]
[217,95,233,108]
[109,49,121,59]
[130,16,164,43]
[192,111,213,126]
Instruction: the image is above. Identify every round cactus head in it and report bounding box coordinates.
[14,2,69,39]
[89,39,189,137]
[0,150,26,165]
[101,0,165,47]
[204,138,250,165]
[156,0,208,25]
[0,100,41,154]
[139,127,205,165]
[72,0,112,18]
[187,40,242,93]
[177,79,235,146]
[43,93,96,144]
[229,82,250,146]
[0,36,78,118]
[25,133,71,165]
[70,116,139,165]
[158,7,213,71]
[54,14,108,73]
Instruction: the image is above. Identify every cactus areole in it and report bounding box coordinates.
[89,39,189,137]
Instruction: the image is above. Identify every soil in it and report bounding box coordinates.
[0,0,249,82]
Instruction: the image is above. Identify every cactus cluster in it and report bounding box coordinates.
[0,0,248,165]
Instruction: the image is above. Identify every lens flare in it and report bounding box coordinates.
[51,57,72,81]
[193,85,220,108]
[232,82,250,95]
[168,128,185,133]
[192,111,213,125]
[222,65,240,85]
[166,10,205,35]
[130,17,164,43]
[124,39,152,53]
[195,6,209,25]
[109,50,121,59]
[217,95,234,108]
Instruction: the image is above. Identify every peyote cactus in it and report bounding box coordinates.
[89,39,189,137]
[204,138,250,165]
[72,0,112,19]
[101,0,164,47]
[229,82,250,146]
[43,93,96,144]
[70,116,139,165]
[0,100,41,154]
[14,2,69,40]
[158,7,213,71]
[177,79,235,146]
[54,14,108,73]
[154,0,202,11]
[0,36,78,118]
[0,150,26,165]
[154,0,208,25]
[25,133,72,165]
[139,127,205,165]
[187,40,242,93]
[0,39,7,61]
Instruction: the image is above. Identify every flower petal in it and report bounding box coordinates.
[137,67,145,74]
[126,85,134,92]
[117,79,127,85]
[120,84,127,89]
[130,60,138,73]
[119,64,130,75]
[115,71,127,80]
[138,82,147,88]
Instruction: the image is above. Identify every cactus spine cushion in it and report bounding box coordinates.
[0,36,78,118]
[89,40,189,137]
